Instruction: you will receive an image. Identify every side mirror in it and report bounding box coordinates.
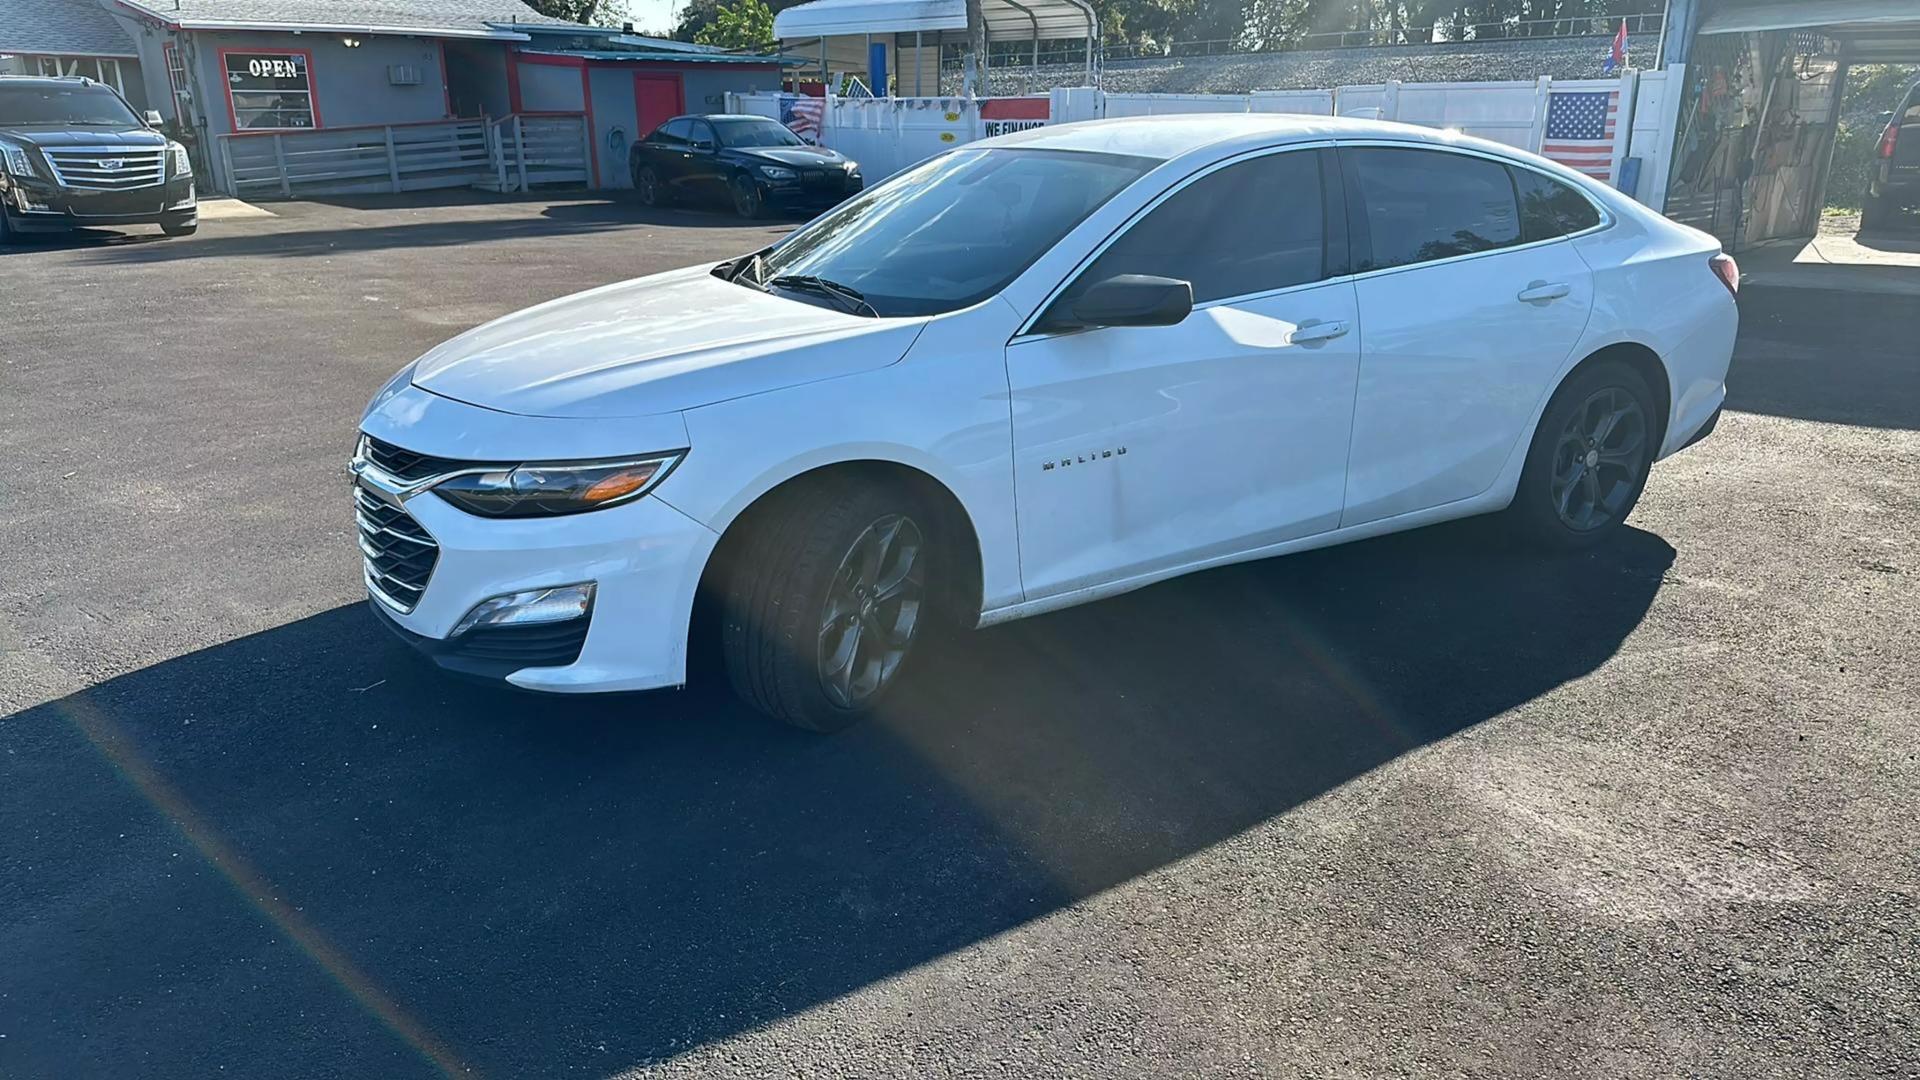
[1048,274,1193,332]
[690,139,715,152]
[143,109,164,128]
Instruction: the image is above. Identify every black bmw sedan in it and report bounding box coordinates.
[628,114,862,218]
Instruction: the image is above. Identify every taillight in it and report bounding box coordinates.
[1879,120,1900,159]
[1709,253,1739,299]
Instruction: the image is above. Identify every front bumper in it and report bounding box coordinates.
[761,174,862,207]
[3,176,196,231]
[360,481,718,693]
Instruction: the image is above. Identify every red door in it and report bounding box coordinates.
[633,72,684,142]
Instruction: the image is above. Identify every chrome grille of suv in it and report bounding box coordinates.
[43,147,167,190]
[355,487,438,613]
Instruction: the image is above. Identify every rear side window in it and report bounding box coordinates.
[1346,147,1520,271]
[655,118,691,145]
[1511,167,1602,241]
[1073,149,1327,305]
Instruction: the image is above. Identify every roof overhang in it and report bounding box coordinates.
[774,0,1097,43]
[112,1,539,40]
[1699,0,1920,62]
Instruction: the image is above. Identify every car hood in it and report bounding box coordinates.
[409,265,922,419]
[734,146,849,168]
[0,126,165,148]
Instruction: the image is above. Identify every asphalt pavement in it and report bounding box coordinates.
[1,196,1915,1078]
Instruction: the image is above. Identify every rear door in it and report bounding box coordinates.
[683,118,724,202]
[1337,144,1595,527]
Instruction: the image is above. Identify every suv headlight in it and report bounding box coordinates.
[757,165,796,181]
[167,142,192,178]
[432,453,684,517]
[0,143,35,177]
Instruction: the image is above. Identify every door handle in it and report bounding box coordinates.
[1290,319,1349,344]
[1517,281,1571,302]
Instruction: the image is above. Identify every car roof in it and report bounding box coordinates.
[0,75,102,87]
[978,113,1520,163]
[675,113,780,122]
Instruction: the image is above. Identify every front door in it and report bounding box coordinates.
[1007,147,1361,600]
[1336,145,1596,527]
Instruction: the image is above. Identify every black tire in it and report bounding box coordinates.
[729,174,764,219]
[1508,361,1658,550]
[0,206,14,247]
[719,477,937,732]
[1860,195,1893,234]
[160,219,196,237]
[634,165,665,207]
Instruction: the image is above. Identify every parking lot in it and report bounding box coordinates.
[2,196,1916,1078]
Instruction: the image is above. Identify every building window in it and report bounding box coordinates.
[164,43,191,121]
[220,49,318,130]
[31,56,124,94]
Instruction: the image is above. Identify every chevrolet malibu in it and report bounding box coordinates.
[353,115,1738,731]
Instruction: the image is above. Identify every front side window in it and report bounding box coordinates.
[750,147,1159,317]
[713,117,803,148]
[1347,147,1520,271]
[222,51,316,130]
[1512,167,1601,242]
[654,118,691,146]
[0,81,139,126]
[1065,149,1327,306]
[687,120,716,149]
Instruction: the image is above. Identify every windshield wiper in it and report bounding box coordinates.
[767,275,879,317]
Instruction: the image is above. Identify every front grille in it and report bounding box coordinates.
[362,434,471,483]
[356,486,438,613]
[43,147,166,191]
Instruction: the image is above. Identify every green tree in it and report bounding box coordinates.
[694,0,775,49]
[523,0,632,28]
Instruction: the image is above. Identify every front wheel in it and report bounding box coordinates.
[160,218,196,237]
[0,206,14,247]
[1508,361,1658,549]
[720,480,936,731]
[729,175,764,219]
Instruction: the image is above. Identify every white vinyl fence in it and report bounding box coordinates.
[731,71,1680,211]
[216,115,591,198]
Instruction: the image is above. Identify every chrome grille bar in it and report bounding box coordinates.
[44,147,167,191]
[355,486,438,614]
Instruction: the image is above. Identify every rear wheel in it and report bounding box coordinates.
[729,175,764,219]
[634,165,665,207]
[1860,194,1895,234]
[720,479,935,731]
[1509,361,1658,549]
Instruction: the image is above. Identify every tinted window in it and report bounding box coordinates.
[713,117,804,148]
[1347,148,1520,271]
[1512,167,1601,241]
[655,118,692,145]
[1072,150,1325,305]
[752,148,1158,317]
[0,82,139,126]
[688,120,716,148]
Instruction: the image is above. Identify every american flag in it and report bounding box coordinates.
[1541,90,1619,182]
[779,95,825,144]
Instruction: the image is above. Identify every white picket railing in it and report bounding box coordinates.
[217,114,590,198]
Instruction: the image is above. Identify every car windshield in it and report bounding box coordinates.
[750,148,1160,317]
[712,118,805,148]
[0,82,140,126]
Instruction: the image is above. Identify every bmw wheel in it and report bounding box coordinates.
[635,165,664,207]
[1510,361,1658,549]
[729,175,764,219]
[720,478,935,731]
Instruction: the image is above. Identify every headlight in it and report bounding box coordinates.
[758,165,796,181]
[168,142,192,178]
[0,143,35,177]
[432,453,683,517]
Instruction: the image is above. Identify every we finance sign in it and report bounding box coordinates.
[980,98,1051,137]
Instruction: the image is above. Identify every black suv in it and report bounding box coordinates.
[629,113,861,219]
[0,75,197,245]
[1864,80,1920,233]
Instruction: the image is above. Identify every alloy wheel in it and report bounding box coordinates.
[816,514,925,708]
[637,169,658,206]
[731,178,761,218]
[1549,387,1648,531]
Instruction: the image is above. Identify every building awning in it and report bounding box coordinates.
[516,47,799,65]
[1699,0,1920,62]
[773,0,1097,45]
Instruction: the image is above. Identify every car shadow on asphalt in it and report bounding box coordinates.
[3,518,1673,1076]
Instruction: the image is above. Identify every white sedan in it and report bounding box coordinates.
[352,115,1738,731]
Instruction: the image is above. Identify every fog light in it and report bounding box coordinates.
[451,583,594,637]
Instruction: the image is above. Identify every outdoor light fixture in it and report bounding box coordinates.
[342,36,363,48]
